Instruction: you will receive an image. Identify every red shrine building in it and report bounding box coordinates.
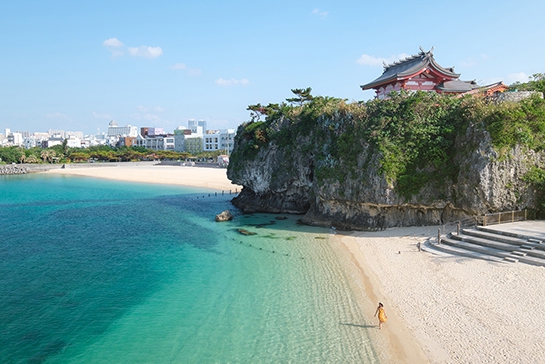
[360,48,508,99]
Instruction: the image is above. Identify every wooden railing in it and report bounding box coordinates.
[481,209,533,226]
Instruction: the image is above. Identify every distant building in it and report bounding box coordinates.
[134,134,175,151]
[188,119,207,133]
[204,129,236,154]
[43,135,64,148]
[173,126,191,152]
[361,48,508,99]
[66,131,84,139]
[48,129,65,138]
[7,132,23,146]
[66,136,82,148]
[184,134,203,154]
[107,120,138,137]
[118,137,136,147]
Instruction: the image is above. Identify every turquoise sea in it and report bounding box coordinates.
[0,173,379,363]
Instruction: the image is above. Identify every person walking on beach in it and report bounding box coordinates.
[374,302,387,329]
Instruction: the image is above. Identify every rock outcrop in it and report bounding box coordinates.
[215,210,234,222]
[227,97,545,230]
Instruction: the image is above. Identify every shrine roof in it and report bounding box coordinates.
[360,48,461,90]
[436,79,479,93]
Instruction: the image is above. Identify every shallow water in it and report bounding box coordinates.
[0,174,378,363]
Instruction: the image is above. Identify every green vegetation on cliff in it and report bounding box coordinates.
[231,86,545,201]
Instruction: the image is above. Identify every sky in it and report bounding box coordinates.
[1,0,544,136]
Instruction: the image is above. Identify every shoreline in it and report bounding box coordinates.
[335,227,545,363]
[38,163,545,362]
[41,163,241,192]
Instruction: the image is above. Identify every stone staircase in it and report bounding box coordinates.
[424,224,545,267]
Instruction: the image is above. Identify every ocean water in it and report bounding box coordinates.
[0,173,379,363]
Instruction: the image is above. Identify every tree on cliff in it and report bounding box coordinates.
[286,87,314,106]
[247,103,280,122]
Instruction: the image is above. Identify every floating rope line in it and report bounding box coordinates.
[230,237,290,257]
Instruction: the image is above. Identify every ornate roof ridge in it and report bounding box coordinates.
[383,46,434,71]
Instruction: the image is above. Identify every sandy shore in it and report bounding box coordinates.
[334,227,545,364]
[41,163,241,191]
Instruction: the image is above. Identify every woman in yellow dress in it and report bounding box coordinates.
[374,302,387,329]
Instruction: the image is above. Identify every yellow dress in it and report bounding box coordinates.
[378,307,387,323]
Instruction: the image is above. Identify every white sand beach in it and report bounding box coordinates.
[335,227,545,364]
[42,164,545,362]
[42,163,240,191]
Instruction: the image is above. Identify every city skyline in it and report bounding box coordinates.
[2,1,544,135]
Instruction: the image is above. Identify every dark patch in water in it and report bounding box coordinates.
[28,339,68,364]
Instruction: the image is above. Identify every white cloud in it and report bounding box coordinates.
[187,68,202,77]
[92,111,113,119]
[170,63,187,70]
[46,112,70,120]
[357,53,411,67]
[128,46,163,59]
[170,63,201,77]
[311,8,328,18]
[459,59,476,67]
[130,112,161,123]
[103,38,162,59]
[505,72,529,85]
[103,38,124,48]
[480,77,503,86]
[215,78,250,86]
[136,105,164,113]
[103,38,125,57]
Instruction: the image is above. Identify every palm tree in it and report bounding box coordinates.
[40,149,50,163]
[26,155,40,164]
[40,149,57,163]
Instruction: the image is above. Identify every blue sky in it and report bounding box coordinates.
[1,0,544,135]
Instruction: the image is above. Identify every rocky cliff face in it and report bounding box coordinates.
[227,99,545,230]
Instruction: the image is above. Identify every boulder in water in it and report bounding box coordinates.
[215,210,234,222]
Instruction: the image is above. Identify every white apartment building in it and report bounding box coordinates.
[107,120,138,137]
[134,134,175,150]
[7,132,23,146]
[203,129,236,154]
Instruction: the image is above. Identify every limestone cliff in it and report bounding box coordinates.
[227,93,545,230]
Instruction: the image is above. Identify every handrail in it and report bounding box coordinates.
[481,209,532,226]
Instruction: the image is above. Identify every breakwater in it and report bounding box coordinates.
[0,164,28,175]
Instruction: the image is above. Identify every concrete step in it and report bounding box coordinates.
[461,228,527,247]
[441,237,512,259]
[504,257,519,263]
[476,226,545,251]
[423,241,506,263]
[513,254,545,267]
[519,248,545,260]
[448,234,520,252]
[512,251,527,257]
